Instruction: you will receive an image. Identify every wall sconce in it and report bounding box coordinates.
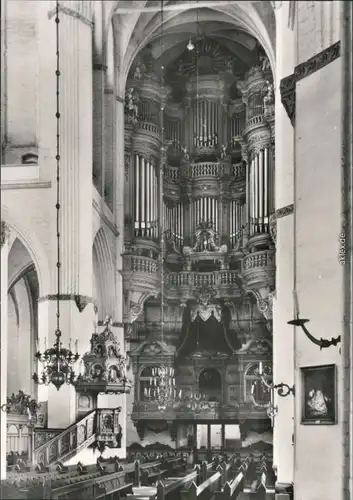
[258,362,295,397]
[288,291,341,350]
[250,381,278,421]
[251,362,295,423]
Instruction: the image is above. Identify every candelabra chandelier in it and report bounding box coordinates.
[146,0,183,411]
[183,390,211,414]
[32,1,80,391]
[250,362,295,421]
[146,366,182,411]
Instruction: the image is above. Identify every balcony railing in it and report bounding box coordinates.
[163,162,245,181]
[242,250,275,274]
[166,270,240,288]
[244,114,265,133]
[231,162,246,179]
[135,121,161,136]
[164,165,181,180]
[184,162,223,178]
[123,255,159,275]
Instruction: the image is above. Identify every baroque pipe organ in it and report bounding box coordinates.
[123,43,276,436]
[124,66,275,251]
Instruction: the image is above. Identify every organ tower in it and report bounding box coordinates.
[123,39,276,448]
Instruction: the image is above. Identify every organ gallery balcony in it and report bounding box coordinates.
[166,270,241,301]
[242,249,275,288]
[131,401,260,422]
[164,161,245,183]
[122,254,160,291]
[243,114,266,135]
[122,256,243,303]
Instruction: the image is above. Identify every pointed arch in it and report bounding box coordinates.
[1,205,51,296]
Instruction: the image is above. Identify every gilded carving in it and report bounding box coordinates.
[276,204,294,219]
[0,220,10,247]
[295,42,340,82]
[280,42,340,126]
[75,317,132,394]
[269,213,277,245]
[280,74,296,124]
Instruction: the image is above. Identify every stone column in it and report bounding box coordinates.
[37,5,95,428]
[93,63,106,196]
[1,221,10,479]
[273,1,295,496]
[98,93,128,458]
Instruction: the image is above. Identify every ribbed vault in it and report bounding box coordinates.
[108,1,276,89]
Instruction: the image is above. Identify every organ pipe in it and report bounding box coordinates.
[193,100,219,148]
[259,150,264,222]
[135,155,140,228]
[192,197,219,234]
[230,200,246,248]
[163,202,184,249]
[130,76,274,245]
[134,154,158,238]
[247,146,272,235]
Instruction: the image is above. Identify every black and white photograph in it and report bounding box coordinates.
[0,1,352,500]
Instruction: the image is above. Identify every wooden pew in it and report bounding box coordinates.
[126,465,201,500]
[161,456,187,476]
[27,459,161,500]
[2,455,165,500]
[133,457,189,487]
[214,471,245,500]
[180,470,222,500]
[245,455,275,500]
[182,456,250,500]
[178,457,236,500]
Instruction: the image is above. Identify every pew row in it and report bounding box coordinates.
[126,459,216,500]
[0,456,184,500]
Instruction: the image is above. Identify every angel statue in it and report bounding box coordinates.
[125,87,139,121]
[260,54,271,72]
[133,60,145,80]
[220,144,227,159]
[263,80,274,114]
[181,145,189,160]
[226,57,233,74]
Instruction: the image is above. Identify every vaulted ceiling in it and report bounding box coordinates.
[108,1,276,84]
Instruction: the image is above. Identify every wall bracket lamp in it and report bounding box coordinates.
[288,291,341,350]
[258,363,295,397]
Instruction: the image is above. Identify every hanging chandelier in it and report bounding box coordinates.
[187,38,195,51]
[32,1,80,391]
[145,366,182,411]
[183,390,211,414]
[147,0,182,412]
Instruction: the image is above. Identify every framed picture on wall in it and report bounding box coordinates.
[300,364,336,425]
